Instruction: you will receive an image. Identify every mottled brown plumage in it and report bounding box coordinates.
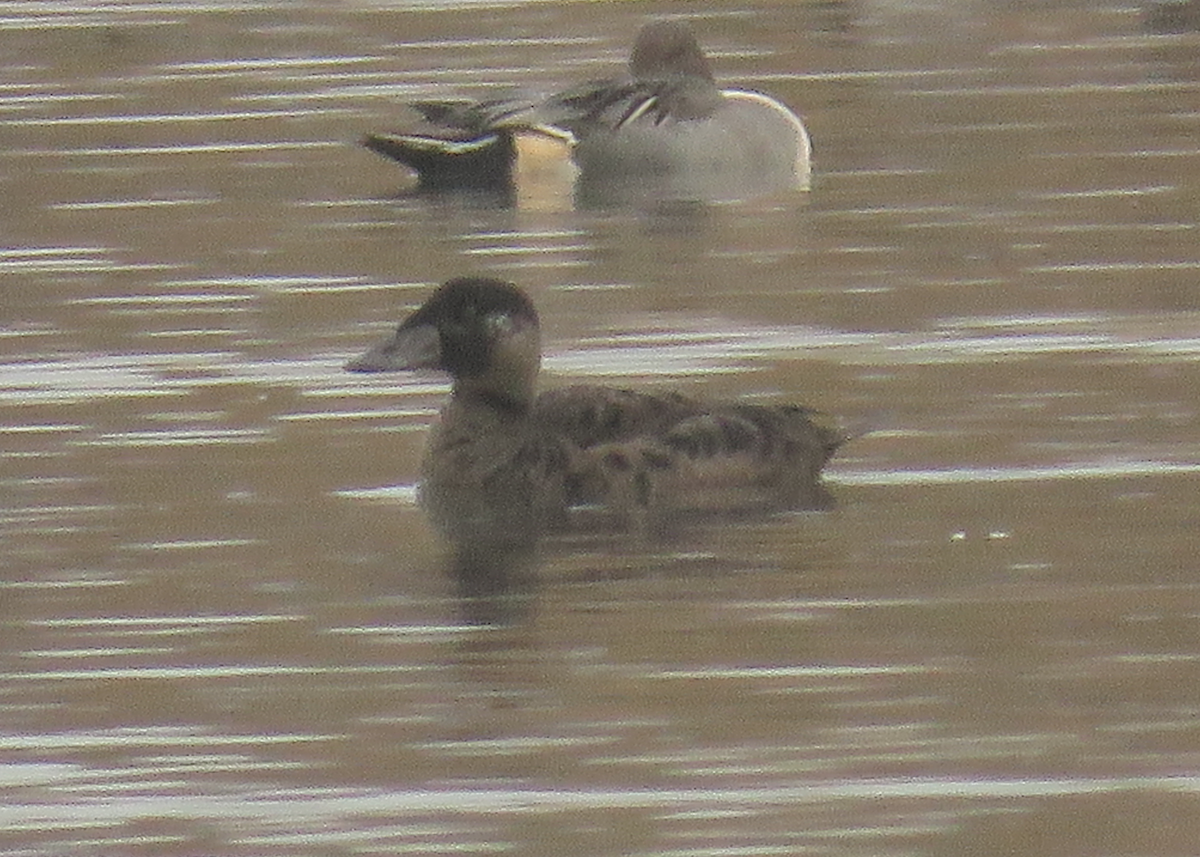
[346,277,843,541]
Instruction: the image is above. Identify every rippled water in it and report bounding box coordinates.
[4,1,1200,855]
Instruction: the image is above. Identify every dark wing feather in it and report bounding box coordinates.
[534,385,844,466]
[531,75,723,134]
[532,385,704,447]
[532,386,844,517]
[409,98,541,133]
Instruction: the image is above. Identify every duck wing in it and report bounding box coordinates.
[406,98,531,132]
[533,385,844,516]
[532,385,704,446]
[518,75,723,137]
[535,385,841,452]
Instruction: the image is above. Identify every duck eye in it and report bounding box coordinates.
[484,311,514,335]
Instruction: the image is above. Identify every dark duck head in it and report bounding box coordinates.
[346,277,542,413]
[628,19,715,81]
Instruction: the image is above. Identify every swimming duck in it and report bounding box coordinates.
[362,20,811,199]
[346,277,843,541]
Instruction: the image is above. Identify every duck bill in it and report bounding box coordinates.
[345,321,441,373]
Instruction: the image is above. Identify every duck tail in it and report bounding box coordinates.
[361,131,516,190]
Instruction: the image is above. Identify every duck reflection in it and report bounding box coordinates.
[447,535,540,627]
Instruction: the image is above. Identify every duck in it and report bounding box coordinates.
[362,20,811,200]
[345,277,844,542]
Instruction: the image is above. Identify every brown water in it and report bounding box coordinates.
[4,1,1200,854]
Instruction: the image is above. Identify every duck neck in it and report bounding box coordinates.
[453,374,535,417]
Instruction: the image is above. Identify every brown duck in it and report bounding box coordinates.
[346,277,844,541]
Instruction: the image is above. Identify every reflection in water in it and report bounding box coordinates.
[408,183,520,211]
[447,538,540,627]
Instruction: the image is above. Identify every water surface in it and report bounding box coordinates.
[3,1,1200,855]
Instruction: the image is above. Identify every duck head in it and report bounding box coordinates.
[629,19,714,82]
[346,277,542,411]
